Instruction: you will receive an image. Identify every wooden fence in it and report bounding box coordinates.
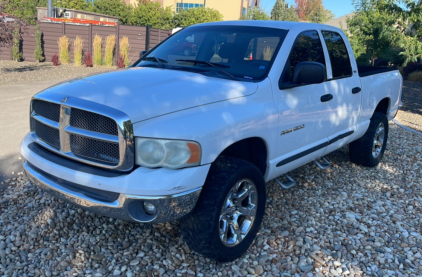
[0,22,169,64]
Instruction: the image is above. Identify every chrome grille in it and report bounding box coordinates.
[70,134,120,165]
[32,119,60,150]
[70,108,118,136]
[29,94,134,171]
[32,100,60,122]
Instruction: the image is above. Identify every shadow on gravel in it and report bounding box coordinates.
[1,65,53,73]
[401,82,422,116]
[0,153,23,188]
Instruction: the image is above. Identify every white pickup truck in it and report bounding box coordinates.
[21,21,402,262]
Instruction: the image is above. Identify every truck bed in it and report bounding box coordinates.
[358,66,398,78]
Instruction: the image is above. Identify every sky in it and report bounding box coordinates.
[260,0,354,19]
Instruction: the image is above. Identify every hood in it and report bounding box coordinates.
[41,67,258,123]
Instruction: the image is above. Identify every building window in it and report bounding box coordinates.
[243,7,247,16]
[176,3,204,12]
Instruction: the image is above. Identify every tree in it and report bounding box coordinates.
[271,0,299,21]
[240,7,270,20]
[174,7,223,27]
[12,23,22,61]
[56,0,88,10]
[131,1,174,29]
[89,0,133,25]
[293,0,334,23]
[34,25,45,62]
[346,0,398,65]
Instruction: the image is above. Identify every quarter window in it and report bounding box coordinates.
[281,30,325,83]
[321,31,352,79]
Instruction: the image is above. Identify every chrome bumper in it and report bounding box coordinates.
[23,161,201,223]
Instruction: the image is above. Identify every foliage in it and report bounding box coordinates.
[58,35,70,64]
[104,34,116,66]
[93,35,102,66]
[34,25,45,62]
[57,0,88,10]
[119,36,130,67]
[51,53,60,66]
[263,47,274,61]
[73,36,83,66]
[174,7,223,27]
[407,71,422,82]
[89,0,133,25]
[346,0,398,65]
[12,23,22,62]
[293,0,334,23]
[84,52,93,67]
[240,7,270,20]
[271,0,298,21]
[117,54,125,68]
[131,1,174,29]
[2,0,40,25]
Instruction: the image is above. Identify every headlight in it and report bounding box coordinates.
[135,138,201,169]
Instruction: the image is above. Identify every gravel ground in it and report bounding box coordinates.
[0,60,114,86]
[397,81,422,133]
[1,123,421,277]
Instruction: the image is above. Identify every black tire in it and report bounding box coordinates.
[181,156,266,262]
[349,112,389,167]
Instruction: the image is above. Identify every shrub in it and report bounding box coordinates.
[403,63,422,78]
[104,34,116,67]
[34,25,45,62]
[119,36,130,67]
[12,23,22,62]
[73,36,84,66]
[84,52,93,67]
[407,71,422,82]
[93,35,102,66]
[116,54,125,68]
[58,35,70,64]
[51,53,60,66]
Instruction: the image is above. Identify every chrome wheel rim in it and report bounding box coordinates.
[219,179,258,247]
[372,122,385,158]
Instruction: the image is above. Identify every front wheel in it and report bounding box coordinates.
[181,156,266,262]
[349,112,389,167]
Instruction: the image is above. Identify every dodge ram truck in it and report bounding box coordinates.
[21,21,402,262]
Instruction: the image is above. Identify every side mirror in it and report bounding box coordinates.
[292,62,326,85]
[139,50,148,58]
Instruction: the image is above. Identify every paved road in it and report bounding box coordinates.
[0,80,63,187]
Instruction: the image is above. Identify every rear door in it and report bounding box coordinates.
[320,30,362,154]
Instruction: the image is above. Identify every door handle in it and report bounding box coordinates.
[321,94,333,102]
[352,87,362,94]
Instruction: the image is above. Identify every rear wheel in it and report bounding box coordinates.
[349,112,389,167]
[181,156,266,262]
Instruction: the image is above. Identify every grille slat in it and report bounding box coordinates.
[33,119,60,150]
[70,134,120,166]
[32,100,60,122]
[70,108,118,136]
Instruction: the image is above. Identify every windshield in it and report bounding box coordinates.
[135,25,288,82]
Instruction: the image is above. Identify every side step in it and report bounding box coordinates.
[314,157,331,170]
[275,174,296,189]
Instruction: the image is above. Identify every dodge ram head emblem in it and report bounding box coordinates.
[61,97,69,103]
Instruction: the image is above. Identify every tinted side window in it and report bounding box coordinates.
[282,31,326,83]
[321,31,352,79]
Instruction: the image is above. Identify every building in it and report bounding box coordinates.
[37,7,119,23]
[131,0,260,21]
[325,13,354,30]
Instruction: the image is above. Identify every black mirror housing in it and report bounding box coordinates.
[292,62,326,85]
[139,50,148,58]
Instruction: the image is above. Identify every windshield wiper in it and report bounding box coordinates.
[141,56,168,68]
[176,59,237,80]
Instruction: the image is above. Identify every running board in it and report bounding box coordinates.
[275,174,296,189]
[314,157,331,170]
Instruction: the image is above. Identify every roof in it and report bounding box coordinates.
[36,7,119,19]
[325,13,354,30]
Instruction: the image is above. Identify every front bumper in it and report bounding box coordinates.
[21,134,210,223]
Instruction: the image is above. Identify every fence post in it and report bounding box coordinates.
[62,21,65,36]
[145,25,150,51]
[115,23,119,65]
[88,24,92,55]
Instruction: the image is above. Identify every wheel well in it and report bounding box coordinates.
[219,137,267,176]
[374,98,390,115]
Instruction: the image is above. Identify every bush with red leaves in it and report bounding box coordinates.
[117,54,125,69]
[84,52,93,67]
[51,53,60,66]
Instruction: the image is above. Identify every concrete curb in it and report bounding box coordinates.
[393,118,422,136]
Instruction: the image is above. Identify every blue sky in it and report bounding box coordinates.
[260,0,354,18]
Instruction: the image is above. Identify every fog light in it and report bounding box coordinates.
[143,202,156,215]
